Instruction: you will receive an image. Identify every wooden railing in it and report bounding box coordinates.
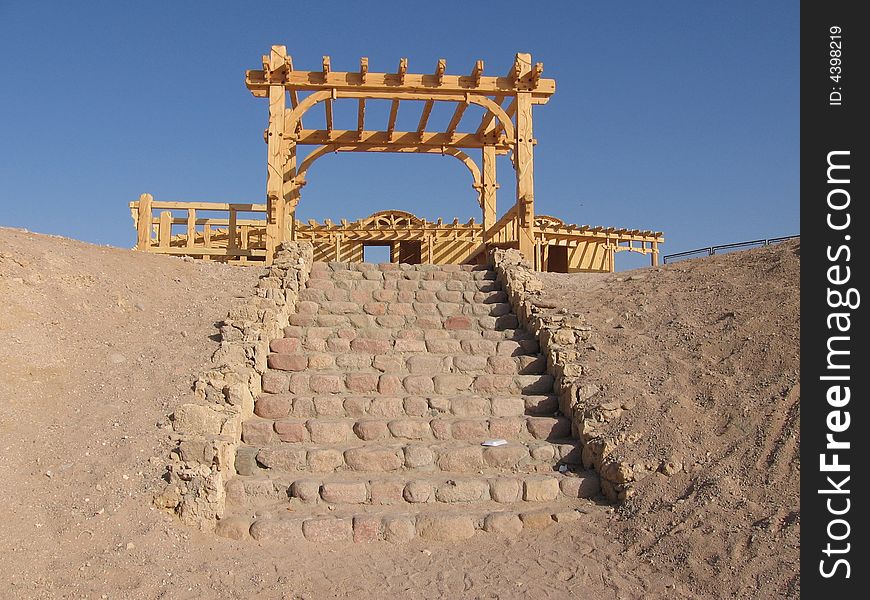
[130,194,268,263]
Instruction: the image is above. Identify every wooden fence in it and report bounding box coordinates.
[129,194,268,263]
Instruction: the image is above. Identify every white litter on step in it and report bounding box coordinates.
[481,439,508,447]
[558,464,568,473]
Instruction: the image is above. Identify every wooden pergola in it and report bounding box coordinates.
[245,46,555,265]
[128,48,664,272]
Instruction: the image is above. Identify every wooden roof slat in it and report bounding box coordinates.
[445,101,469,135]
[417,100,434,133]
[387,100,400,136]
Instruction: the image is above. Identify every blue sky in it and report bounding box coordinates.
[0,1,798,269]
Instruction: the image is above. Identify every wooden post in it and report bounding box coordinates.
[158,211,172,248]
[228,208,238,255]
[481,144,497,242]
[265,45,288,264]
[513,53,536,268]
[186,208,196,248]
[240,224,249,263]
[283,142,298,242]
[136,193,153,250]
[651,240,659,266]
[203,222,212,261]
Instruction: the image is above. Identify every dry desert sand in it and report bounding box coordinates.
[0,227,799,599]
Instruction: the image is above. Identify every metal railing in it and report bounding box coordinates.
[662,235,799,264]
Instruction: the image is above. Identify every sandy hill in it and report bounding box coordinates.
[0,227,799,599]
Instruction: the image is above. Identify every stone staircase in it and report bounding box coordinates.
[221,261,598,543]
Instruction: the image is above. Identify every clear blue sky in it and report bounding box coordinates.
[0,1,798,269]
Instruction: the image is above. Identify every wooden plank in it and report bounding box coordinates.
[417,100,434,133]
[387,100,399,135]
[228,208,238,251]
[186,208,196,248]
[148,246,267,257]
[246,70,556,99]
[136,193,153,250]
[158,211,172,248]
[357,99,365,132]
[148,201,267,211]
[445,101,469,135]
[293,129,507,149]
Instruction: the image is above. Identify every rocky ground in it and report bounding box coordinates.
[0,227,799,599]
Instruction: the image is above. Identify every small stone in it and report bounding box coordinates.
[303,517,353,542]
[483,512,523,536]
[215,516,252,540]
[417,514,476,541]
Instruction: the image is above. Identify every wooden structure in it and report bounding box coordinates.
[130,48,664,271]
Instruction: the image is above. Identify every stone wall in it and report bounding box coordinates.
[489,248,633,501]
[154,242,314,529]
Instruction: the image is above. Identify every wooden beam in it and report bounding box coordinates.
[397,57,408,83]
[435,58,446,84]
[285,56,302,131]
[265,45,288,264]
[481,143,497,235]
[387,99,399,136]
[357,99,365,133]
[292,129,509,149]
[513,53,536,265]
[136,193,153,250]
[472,60,483,85]
[417,100,434,133]
[186,208,196,248]
[322,55,331,77]
[530,62,544,84]
[359,57,368,82]
[445,101,469,135]
[325,96,334,131]
[247,69,556,100]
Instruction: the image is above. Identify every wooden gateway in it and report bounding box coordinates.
[130,47,663,272]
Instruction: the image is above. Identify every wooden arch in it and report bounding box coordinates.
[296,144,484,207]
[246,47,555,264]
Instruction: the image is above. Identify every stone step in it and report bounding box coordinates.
[282,323,535,346]
[251,393,560,419]
[266,352,547,376]
[244,414,573,444]
[235,439,581,475]
[217,502,587,543]
[306,275,501,293]
[298,299,515,319]
[299,287,509,306]
[280,335,540,358]
[227,470,600,509]
[310,262,497,279]
[260,370,555,397]
[286,311,519,332]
